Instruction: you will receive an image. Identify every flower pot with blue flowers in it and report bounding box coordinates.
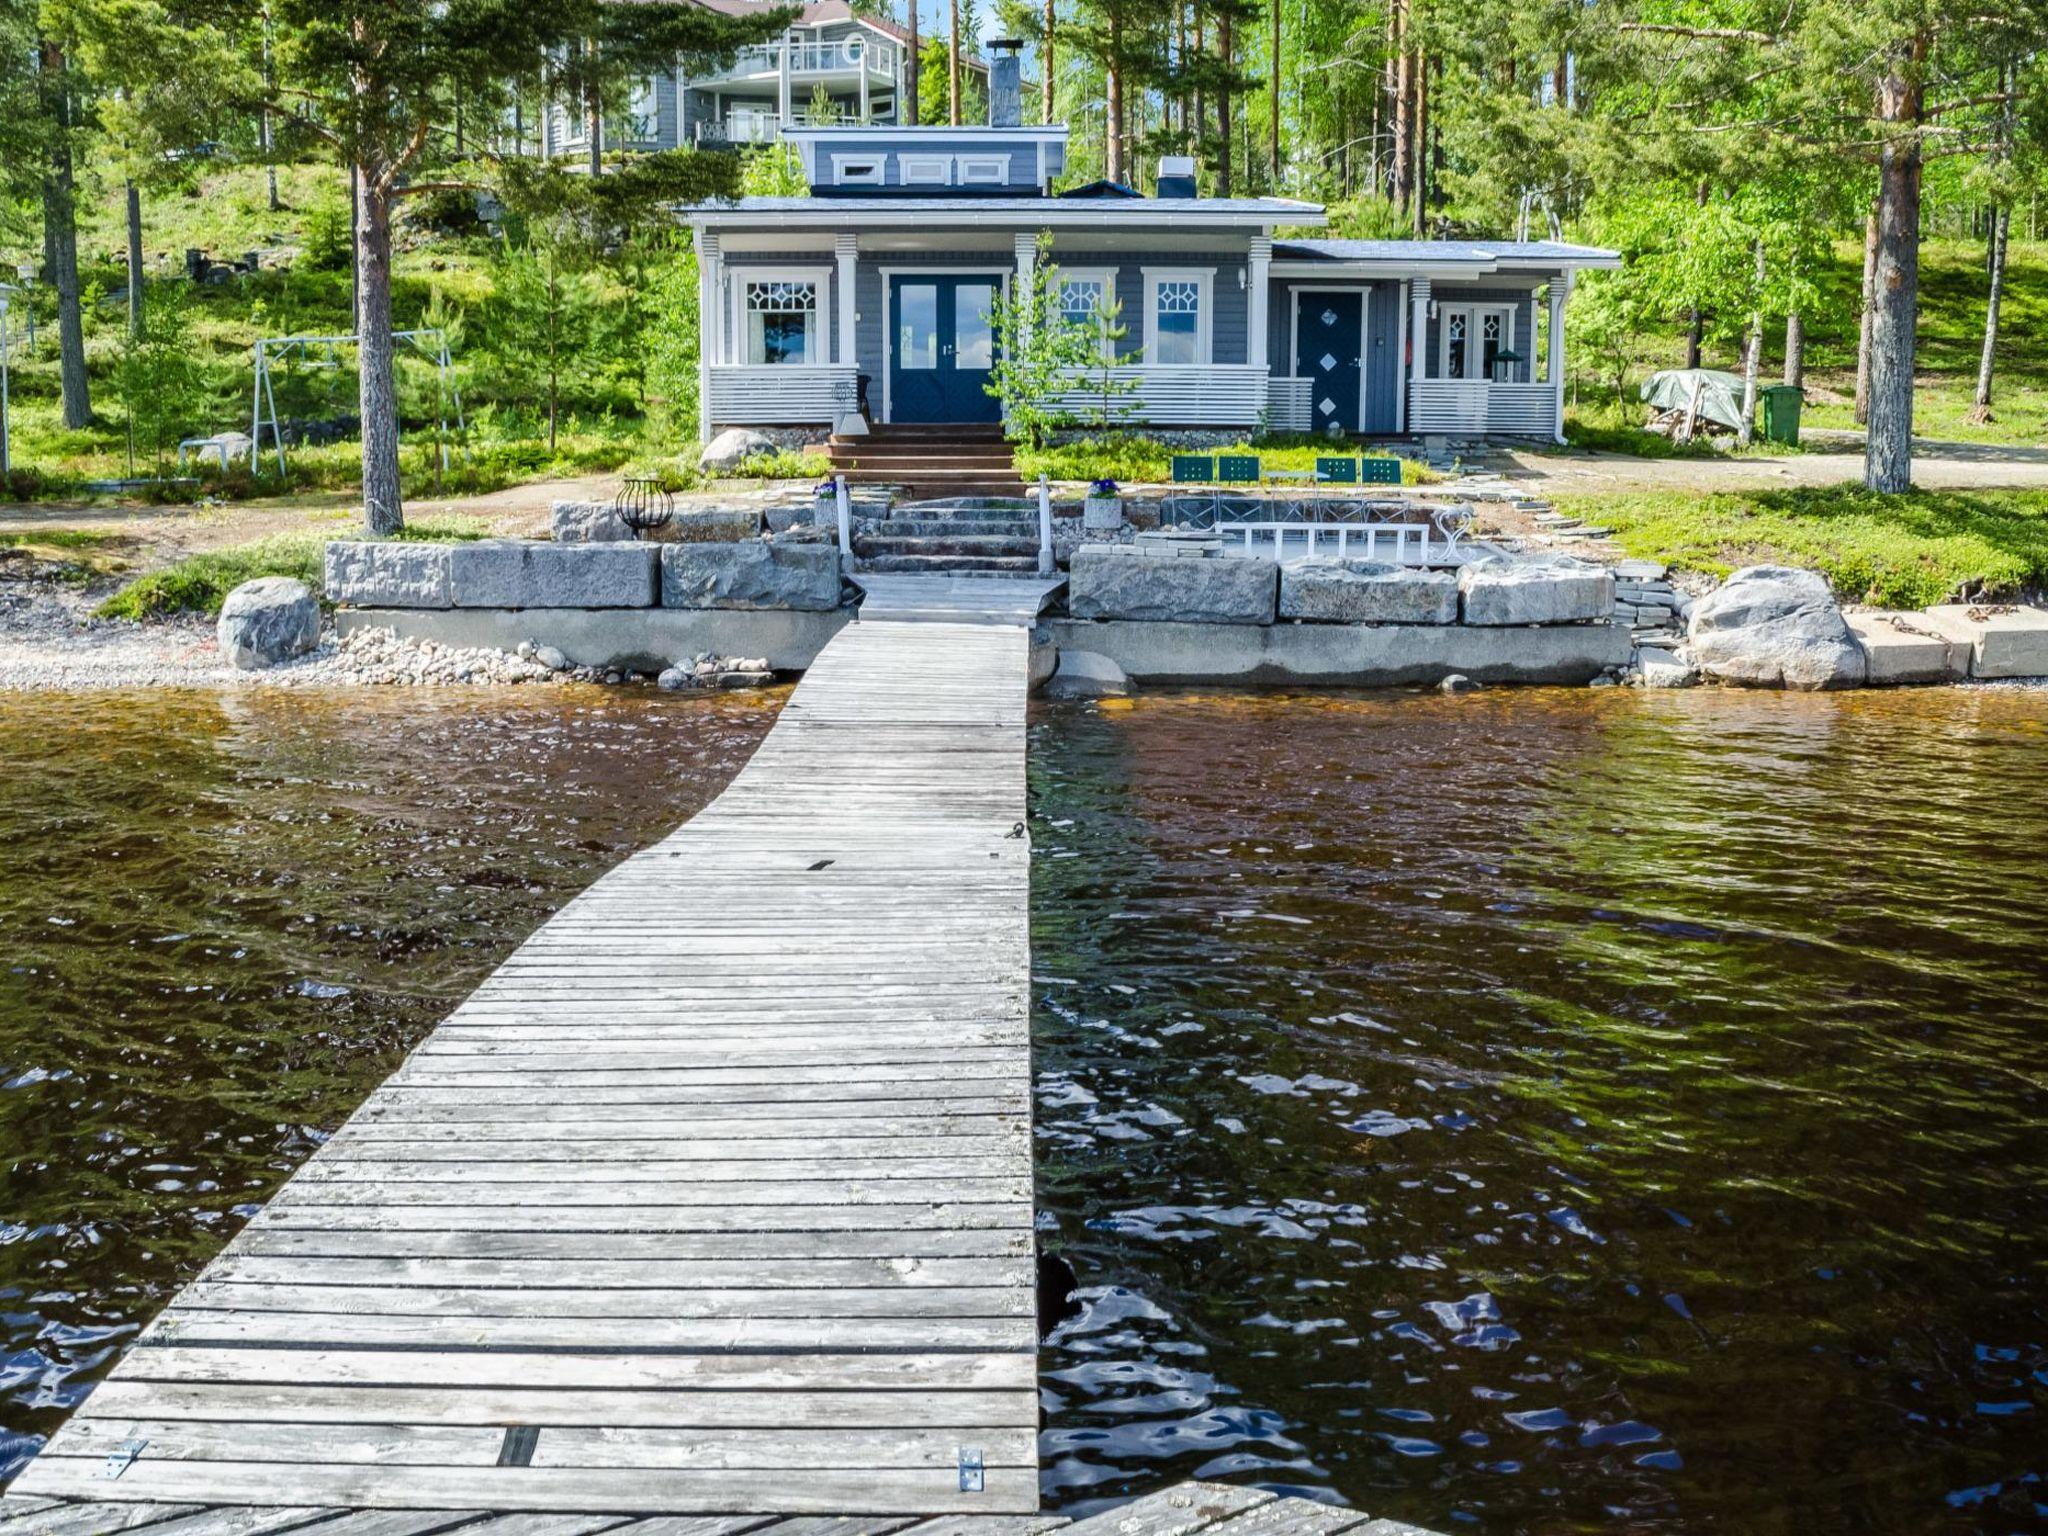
[1083,478,1124,532]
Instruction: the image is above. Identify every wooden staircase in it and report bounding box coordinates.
[825,423,1026,500]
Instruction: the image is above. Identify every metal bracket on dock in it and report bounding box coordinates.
[99,1438,147,1480]
[957,1445,985,1493]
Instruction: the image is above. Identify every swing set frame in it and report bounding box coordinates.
[249,329,465,478]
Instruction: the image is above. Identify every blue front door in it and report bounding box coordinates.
[890,275,1003,424]
[1295,291,1365,436]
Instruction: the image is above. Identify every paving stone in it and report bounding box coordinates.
[1920,604,2048,678]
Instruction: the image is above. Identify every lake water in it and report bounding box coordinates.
[0,682,2042,1531]
[1030,687,2048,1531]
[0,686,779,1482]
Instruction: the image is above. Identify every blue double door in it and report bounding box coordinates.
[1294,290,1366,436]
[889,274,1003,424]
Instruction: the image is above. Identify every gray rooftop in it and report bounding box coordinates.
[1276,237,1620,264]
[696,195,1326,219]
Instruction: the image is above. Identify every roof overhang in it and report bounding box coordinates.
[690,199,1327,232]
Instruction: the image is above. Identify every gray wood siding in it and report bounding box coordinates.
[811,134,1053,193]
[1423,285,1538,383]
[1270,278,1402,435]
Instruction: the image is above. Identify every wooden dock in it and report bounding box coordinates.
[13,617,1038,1515]
[5,595,1434,1534]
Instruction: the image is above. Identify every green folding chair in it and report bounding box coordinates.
[1359,456,1403,486]
[1315,456,1358,485]
[1217,454,1261,484]
[1170,454,1216,483]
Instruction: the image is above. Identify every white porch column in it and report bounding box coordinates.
[1014,230,1040,344]
[1408,275,1432,433]
[697,230,721,443]
[835,232,859,367]
[1549,273,1572,444]
[858,48,871,121]
[778,33,793,124]
[1245,235,1271,371]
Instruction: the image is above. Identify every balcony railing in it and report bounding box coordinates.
[717,37,899,81]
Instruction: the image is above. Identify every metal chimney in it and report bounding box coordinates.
[987,38,1023,128]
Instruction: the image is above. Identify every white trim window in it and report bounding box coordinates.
[1142,268,1213,366]
[956,153,1011,185]
[900,154,952,186]
[740,275,823,366]
[830,154,886,187]
[1053,268,1118,362]
[629,77,660,142]
[1439,303,1516,381]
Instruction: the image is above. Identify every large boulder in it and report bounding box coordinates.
[660,539,844,611]
[1279,560,1459,625]
[449,541,659,609]
[1458,555,1615,626]
[1068,547,1278,625]
[700,428,778,474]
[324,541,453,609]
[217,577,320,670]
[1044,649,1130,699]
[1689,565,1867,690]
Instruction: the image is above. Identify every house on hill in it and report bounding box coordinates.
[684,41,1619,446]
[540,0,981,157]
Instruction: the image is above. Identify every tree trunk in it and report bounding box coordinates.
[1269,0,1281,188]
[1390,0,1410,213]
[261,13,281,211]
[1411,52,1428,235]
[1216,11,1235,197]
[354,163,405,535]
[1853,198,1879,424]
[1684,179,1706,369]
[585,39,602,175]
[1041,0,1055,124]
[1969,203,2008,423]
[39,44,91,430]
[1737,238,1763,447]
[1864,38,1923,495]
[905,0,919,125]
[948,0,961,127]
[126,181,145,340]
[1105,17,1123,186]
[1783,309,1804,388]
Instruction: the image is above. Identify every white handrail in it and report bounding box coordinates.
[1037,476,1054,578]
[1229,522,1434,565]
[835,474,853,559]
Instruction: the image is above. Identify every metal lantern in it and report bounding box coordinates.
[613,476,676,539]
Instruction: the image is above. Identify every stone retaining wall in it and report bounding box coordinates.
[325,538,847,615]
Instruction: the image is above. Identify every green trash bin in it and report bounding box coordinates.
[1760,384,1803,445]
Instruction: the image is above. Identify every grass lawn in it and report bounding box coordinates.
[1557,485,2048,608]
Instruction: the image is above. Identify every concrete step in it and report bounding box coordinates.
[870,518,1040,538]
[857,553,1043,575]
[828,454,1021,472]
[855,534,1040,558]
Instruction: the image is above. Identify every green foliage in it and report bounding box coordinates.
[984,235,1138,449]
[299,199,353,272]
[490,232,611,451]
[641,233,701,441]
[739,141,809,197]
[1568,486,2048,608]
[111,282,210,473]
[729,448,831,479]
[1016,432,1433,485]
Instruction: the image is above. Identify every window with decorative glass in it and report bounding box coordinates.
[1055,272,1117,361]
[1147,273,1207,365]
[743,280,819,366]
[1440,305,1514,380]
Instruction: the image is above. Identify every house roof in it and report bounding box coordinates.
[691,0,986,64]
[693,195,1326,229]
[1275,238,1620,269]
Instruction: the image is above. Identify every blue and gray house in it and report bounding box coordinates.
[686,41,1619,446]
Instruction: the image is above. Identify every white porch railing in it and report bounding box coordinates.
[1224,523,1439,565]
[1044,365,1268,428]
[720,38,898,80]
[1408,380,1557,437]
[1266,376,1313,433]
[708,365,857,425]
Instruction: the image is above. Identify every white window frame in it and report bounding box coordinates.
[729,266,834,367]
[956,153,1012,185]
[830,154,886,187]
[629,77,660,141]
[1052,267,1120,363]
[1438,302,1517,382]
[899,154,953,186]
[1141,266,1215,367]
